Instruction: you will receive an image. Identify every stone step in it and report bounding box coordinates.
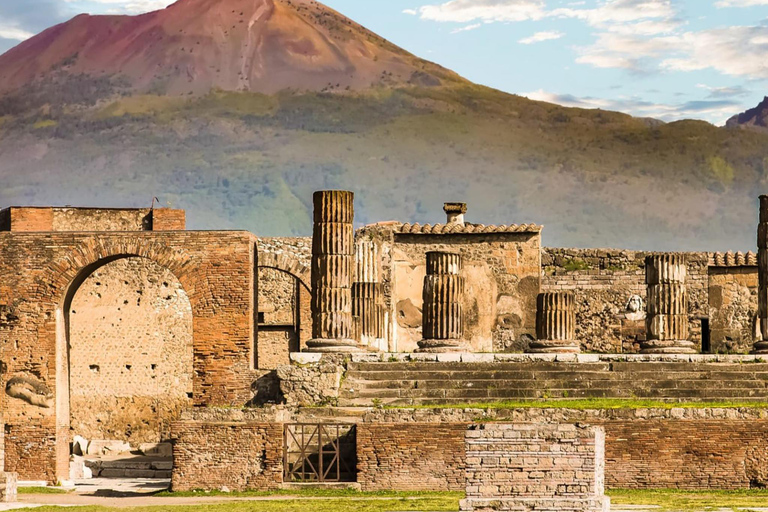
[84,457,173,479]
[345,377,768,390]
[348,361,768,372]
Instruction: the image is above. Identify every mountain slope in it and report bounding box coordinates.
[0,0,462,96]
[0,0,767,252]
[727,96,768,133]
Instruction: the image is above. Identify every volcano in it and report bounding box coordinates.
[0,0,462,96]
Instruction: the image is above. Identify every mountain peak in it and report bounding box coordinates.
[0,0,462,97]
[726,96,768,132]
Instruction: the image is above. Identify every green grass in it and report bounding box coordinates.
[18,486,71,494]
[157,489,462,499]
[609,488,768,511]
[23,497,459,512]
[384,398,768,410]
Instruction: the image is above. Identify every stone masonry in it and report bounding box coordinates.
[757,195,768,353]
[529,291,580,354]
[642,254,696,354]
[461,423,609,512]
[307,190,362,353]
[418,252,467,353]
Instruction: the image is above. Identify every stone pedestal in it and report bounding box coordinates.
[352,240,386,350]
[0,473,17,503]
[641,254,696,354]
[306,190,362,353]
[528,291,580,354]
[417,252,467,353]
[756,196,768,354]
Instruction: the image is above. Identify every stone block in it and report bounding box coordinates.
[0,473,17,503]
[290,353,323,364]
[461,354,495,363]
[437,353,463,362]
[139,442,173,457]
[86,440,132,456]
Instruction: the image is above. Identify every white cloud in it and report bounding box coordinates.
[411,0,547,23]
[519,30,564,44]
[403,8,418,15]
[62,0,173,14]
[521,89,743,124]
[574,32,677,71]
[451,23,483,33]
[715,0,768,7]
[0,24,35,40]
[660,26,768,79]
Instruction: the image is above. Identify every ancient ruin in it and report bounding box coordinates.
[3,193,768,508]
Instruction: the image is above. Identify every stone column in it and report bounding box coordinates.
[756,196,768,354]
[528,292,580,354]
[352,240,385,350]
[641,253,696,354]
[417,252,467,352]
[306,190,362,353]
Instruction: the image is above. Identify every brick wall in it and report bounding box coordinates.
[542,248,709,353]
[69,257,193,444]
[151,208,186,231]
[0,231,259,482]
[3,424,56,483]
[356,422,467,491]
[604,420,768,489]
[8,208,54,231]
[170,421,283,492]
[461,423,608,512]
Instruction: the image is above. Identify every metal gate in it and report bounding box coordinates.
[283,423,356,482]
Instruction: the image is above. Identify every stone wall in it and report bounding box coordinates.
[461,423,608,512]
[356,422,467,491]
[0,207,187,232]
[362,228,541,353]
[171,421,283,492]
[0,231,259,482]
[69,257,193,444]
[709,266,759,354]
[542,248,708,353]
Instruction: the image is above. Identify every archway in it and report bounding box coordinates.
[65,256,193,453]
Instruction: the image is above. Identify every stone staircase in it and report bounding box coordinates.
[339,361,768,406]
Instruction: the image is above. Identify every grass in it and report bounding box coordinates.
[157,489,462,499]
[18,486,71,494]
[384,398,768,410]
[609,488,768,511]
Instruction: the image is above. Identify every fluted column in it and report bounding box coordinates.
[755,196,768,354]
[306,190,362,353]
[641,254,696,354]
[352,240,386,350]
[528,292,580,354]
[417,252,467,353]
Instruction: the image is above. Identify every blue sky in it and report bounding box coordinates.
[1,0,767,124]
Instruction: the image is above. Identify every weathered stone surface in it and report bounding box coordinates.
[4,374,54,408]
[307,191,362,353]
[756,195,768,354]
[276,359,345,406]
[0,472,17,503]
[352,239,387,350]
[418,252,468,353]
[529,291,579,354]
[641,254,696,354]
[460,423,609,512]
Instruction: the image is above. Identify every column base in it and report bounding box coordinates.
[640,339,697,354]
[305,338,364,353]
[752,341,768,354]
[527,339,580,354]
[416,339,467,353]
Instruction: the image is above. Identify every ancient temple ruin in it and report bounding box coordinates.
[2,194,768,508]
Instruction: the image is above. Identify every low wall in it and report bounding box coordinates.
[3,424,56,483]
[170,421,283,492]
[357,423,467,491]
[461,423,609,512]
[169,407,768,492]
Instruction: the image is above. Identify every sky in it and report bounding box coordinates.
[0,0,767,124]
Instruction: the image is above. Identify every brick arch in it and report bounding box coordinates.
[40,238,197,307]
[258,252,310,292]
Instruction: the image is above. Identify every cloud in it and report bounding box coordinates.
[451,23,483,33]
[522,89,742,124]
[696,84,750,98]
[0,25,35,41]
[574,32,677,71]
[660,26,768,79]
[62,0,174,14]
[519,30,564,44]
[410,0,547,23]
[715,0,768,7]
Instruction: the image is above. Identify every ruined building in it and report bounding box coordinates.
[2,194,768,508]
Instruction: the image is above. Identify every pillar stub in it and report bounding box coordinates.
[528,291,580,354]
[417,252,468,353]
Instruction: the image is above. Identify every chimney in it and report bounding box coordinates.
[444,202,467,226]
